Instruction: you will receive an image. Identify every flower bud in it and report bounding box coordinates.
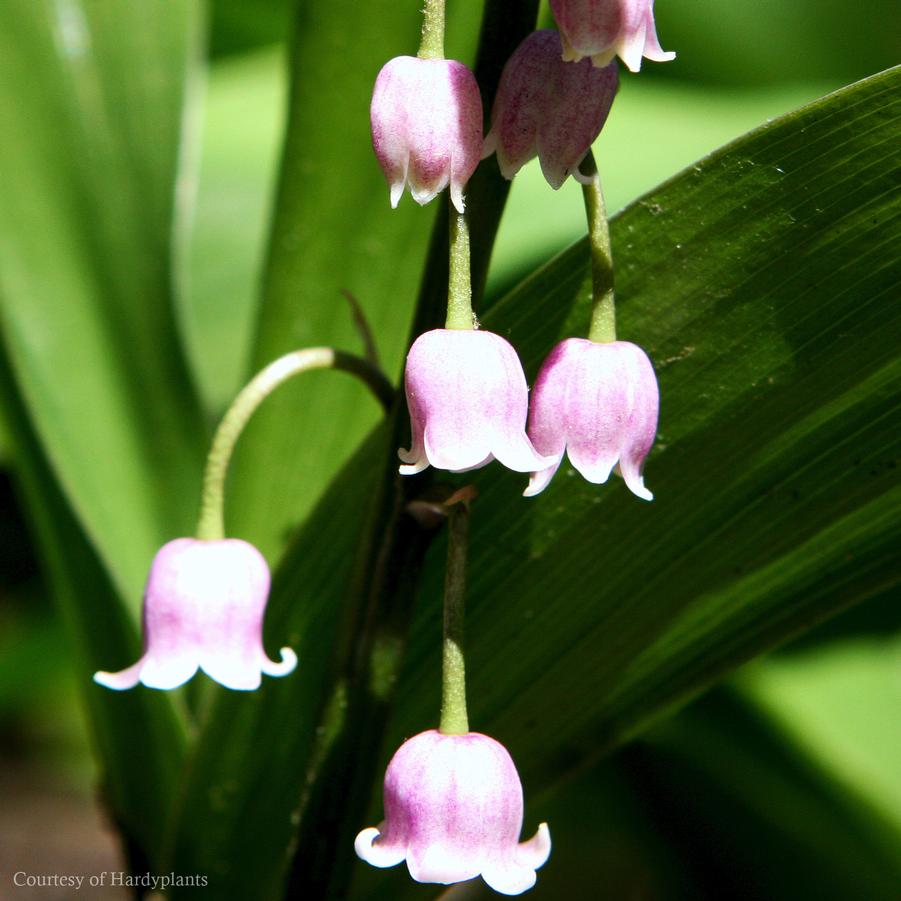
[94,538,296,691]
[525,338,659,499]
[370,56,483,214]
[483,29,618,189]
[549,0,675,73]
[356,729,551,894]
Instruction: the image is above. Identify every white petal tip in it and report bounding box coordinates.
[450,185,466,215]
[355,826,405,869]
[623,474,653,501]
[263,647,298,677]
[520,823,552,868]
[93,670,138,691]
[389,181,404,209]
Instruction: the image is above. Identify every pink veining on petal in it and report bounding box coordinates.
[549,0,674,72]
[93,538,297,692]
[525,338,659,500]
[355,730,550,894]
[371,57,483,213]
[399,329,552,476]
[484,30,618,189]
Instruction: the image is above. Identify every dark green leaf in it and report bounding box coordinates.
[0,0,207,603]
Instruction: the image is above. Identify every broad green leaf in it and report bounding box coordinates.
[181,48,287,412]
[386,65,901,787]
[166,4,541,895]
[741,635,901,832]
[169,63,899,900]
[489,79,833,296]
[225,0,484,560]
[0,0,206,604]
[625,687,901,901]
[355,687,901,900]
[0,343,185,869]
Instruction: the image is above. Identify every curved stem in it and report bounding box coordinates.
[418,0,446,60]
[445,209,474,329]
[580,150,617,343]
[195,348,394,541]
[439,500,470,735]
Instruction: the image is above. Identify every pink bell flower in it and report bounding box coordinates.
[549,0,675,73]
[399,329,552,475]
[483,29,618,189]
[355,729,551,895]
[370,56,483,214]
[524,338,659,499]
[94,538,297,691]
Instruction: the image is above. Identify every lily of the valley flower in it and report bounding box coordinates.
[524,338,659,499]
[399,329,552,475]
[94,538,296,691]
[483,29,618,189]
[356,729,551,895]
[370,56,483,214]
[549,0,675,73]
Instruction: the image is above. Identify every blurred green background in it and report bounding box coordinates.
[0,0,897,896]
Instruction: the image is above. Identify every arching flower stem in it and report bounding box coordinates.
[196,348,394,542]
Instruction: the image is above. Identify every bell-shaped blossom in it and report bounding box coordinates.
[524,338,659,499]
[94,538,296,691]
[356,729,551,895]
[370,56,483,214]
[549,0,675,73]
[483,30,618,189]
[399,329,552,475]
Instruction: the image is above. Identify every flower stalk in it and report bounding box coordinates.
[196,348,394,542]
[418,0,446,60]
[445,209,474,329]
[580,150,617,344]
[439,497,471,735]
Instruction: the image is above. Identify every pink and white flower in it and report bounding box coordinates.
[549,0,675,73]
[483,29,618,189]
[399,329,552,475]
[355,730,551,894]
[524,338,659,499]
[370,56,483,214]
[94,538,296,691]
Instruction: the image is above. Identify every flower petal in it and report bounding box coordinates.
[354,826,407,869]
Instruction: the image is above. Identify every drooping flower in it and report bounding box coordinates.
[356,729,551,895]
[94,538,296,691]
[483,29,618,189]
[370,56,483,214]
[524,338,659,499]
[399,329,552,475]
[549,0,675,73]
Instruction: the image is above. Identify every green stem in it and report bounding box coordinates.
[418,0,446,59]
[195,348,394,541]
[439,501,470,735]
[580,151,617,343]
[445,209,474,329]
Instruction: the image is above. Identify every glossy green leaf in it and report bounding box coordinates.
[741,634,901,832]
[620,687,901,901]
[0,342,185,869]
[168,66,900,898]
[225,0,483,560]
[0,0,206,604]
[357,686,901,900]
[387,66,901,791]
